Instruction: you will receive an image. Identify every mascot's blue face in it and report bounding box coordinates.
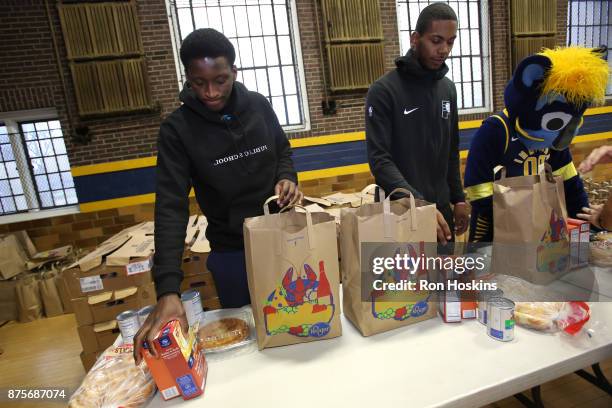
[504,55,585,151]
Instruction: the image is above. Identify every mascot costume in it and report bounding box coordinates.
[465,46,609,242]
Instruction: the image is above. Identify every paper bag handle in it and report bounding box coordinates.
[277,204,316,251]
[384,188,418,236]
[360,184,385,204]
[263,195,279,215]
[538,163,555,184]
[494,165,506,179]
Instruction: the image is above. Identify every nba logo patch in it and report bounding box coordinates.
[441,100,451,119]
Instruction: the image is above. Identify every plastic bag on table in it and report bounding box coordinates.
[68,343,156,408]
[514,301,590,334]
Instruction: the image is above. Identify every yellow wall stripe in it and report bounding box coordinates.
[72,156,157,177]
[289,131,364,148]
[298,163,371,182]
[79,193,157,213]
[584,106,612,116]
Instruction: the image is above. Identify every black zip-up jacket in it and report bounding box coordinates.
[365,50,465,208]
[153,81,297,297]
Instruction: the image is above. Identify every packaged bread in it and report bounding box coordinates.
[69,343,156,408]
[514,302,590,335]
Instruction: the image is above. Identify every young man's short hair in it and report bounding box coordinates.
[179,28,236,69]
[415,2,458,35]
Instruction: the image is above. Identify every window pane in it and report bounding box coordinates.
[282,66,297,94]
[1,197,16,213]
[247,5,262,36]
[268,67,283,96]
[278,35,292,65]
[0,180,11,197]
[40,191,53,207]
[271,96,287,125]
[66,188,78,204]
[36,175,50,192]
[35,121,48,131]
[27,141,41,158]
[286,94,301,125]
[40,139,54,156]
[5,161,18,178]
[57,155,71,172]
[0,163,6,179]
[1,144,14,161]
[242,69,257,91]
[44,157,58,173]
[10,179,23,195]
[52,138,67,155]
[48,120,61,129]
[252,37,267,67]
[52,190,66,206]
[15,195,27,211]
[49,173,63,190]
[31,158,45,175]
[264,36,279,66]
[61,171,75,188]
[274,5,289,35]
[255,68,270,97]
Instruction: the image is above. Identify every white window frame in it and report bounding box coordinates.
[164,0,310,133]
[395,0,492,114]
[0,108,79,225]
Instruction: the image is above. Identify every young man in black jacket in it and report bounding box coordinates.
[135,29,301,362]
[365,2,468,244]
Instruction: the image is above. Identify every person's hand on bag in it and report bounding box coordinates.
[453,202,470,236]
[578,145,612,173]
[133,293,188,364]
[275,179,303,208]
[436,209,452,245]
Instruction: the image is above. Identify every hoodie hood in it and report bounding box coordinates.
[179,81,251,123]
[395,49,449,80]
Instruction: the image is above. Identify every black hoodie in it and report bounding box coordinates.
[365,50,465,208]
[153,81,297,297]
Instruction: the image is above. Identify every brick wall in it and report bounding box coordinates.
[0,0,179,167]
[1,0,517,167]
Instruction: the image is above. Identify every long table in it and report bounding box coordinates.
[147,267,612,408]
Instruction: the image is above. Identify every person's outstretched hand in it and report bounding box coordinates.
[133,293,188,364]
[578,145,612,173]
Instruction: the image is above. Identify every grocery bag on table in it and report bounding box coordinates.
[244,197,341,349]
[341,185,438,336]
[492,164,570,285]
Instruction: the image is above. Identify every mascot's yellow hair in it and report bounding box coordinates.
[539,46,609,106]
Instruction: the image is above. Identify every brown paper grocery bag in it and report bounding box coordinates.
[39,270,64,317]
[492,164,570,285]
[340,185,438,337]
[16,274,42,322]
[244,198,341,350]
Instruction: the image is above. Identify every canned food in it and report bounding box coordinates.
[137,305,155,326]
[116,310,140,343]
[477,288,504,325]
[486,297,515,342]
[181,289,203,328]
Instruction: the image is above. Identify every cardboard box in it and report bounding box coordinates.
[202,297,221,311]
[62,266,152,299]
[146,320,207,401]
[72,283,155,327]
[80,350,102,372]
[78,320,121,354]
[180,272,217,300]
[0,234,28,280]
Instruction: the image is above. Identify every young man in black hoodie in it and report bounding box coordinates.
[365,2,469,244]
[134,29,300,362]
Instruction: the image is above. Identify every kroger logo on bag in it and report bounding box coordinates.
[309,323,331,338]
[410,301,429,317]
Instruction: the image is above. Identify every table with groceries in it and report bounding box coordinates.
[64,186,612,408]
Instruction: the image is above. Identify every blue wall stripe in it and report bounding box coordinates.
[74,112,611,203]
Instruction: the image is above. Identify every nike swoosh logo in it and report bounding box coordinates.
[511,137,519,142]
[404,108,419,115]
